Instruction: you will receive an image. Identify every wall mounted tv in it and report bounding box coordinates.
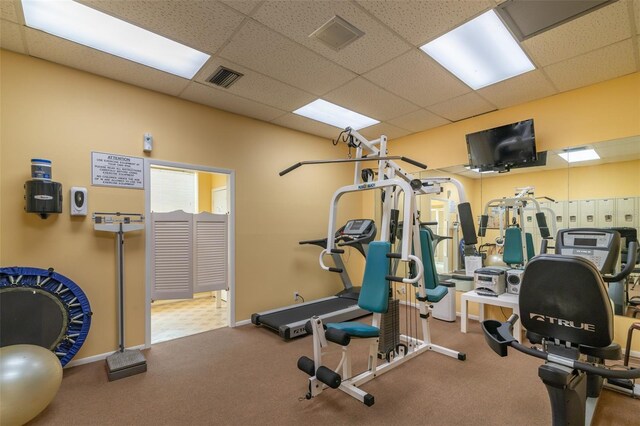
[466,119,537,172]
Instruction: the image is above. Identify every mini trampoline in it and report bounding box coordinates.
[0,267,92,366]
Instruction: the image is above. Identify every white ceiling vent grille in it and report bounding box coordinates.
[207,66,244,88]
[310,15,364,51]
[496,0,617,41]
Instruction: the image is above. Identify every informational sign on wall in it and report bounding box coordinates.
[91,152,144,189]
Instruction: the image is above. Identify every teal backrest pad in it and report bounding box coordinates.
[358,241,390,313]
[503,227,524,265]
[504,228,536,265]
[420,229,440,290]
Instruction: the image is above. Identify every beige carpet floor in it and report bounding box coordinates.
[29,316,638,425]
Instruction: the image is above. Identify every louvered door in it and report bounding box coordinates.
[193,213,228,293]
[151,210,194,300]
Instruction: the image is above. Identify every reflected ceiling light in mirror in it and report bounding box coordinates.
[464,166,496,174]
[21,0,210,79]
[293,99,379,130]
[420,10,535,89]
[558,148,600,163]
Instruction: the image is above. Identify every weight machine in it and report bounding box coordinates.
[478,187,553,266]
[282,128,467,406]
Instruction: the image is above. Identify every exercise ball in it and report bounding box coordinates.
[485,253,507,267]
[0,345,62,426]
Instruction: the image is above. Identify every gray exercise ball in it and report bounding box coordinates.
[0,344,62,426]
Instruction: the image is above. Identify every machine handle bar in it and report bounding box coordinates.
[318,249,344,273]
[504,315,640,380]
[279,156,427,176]
[386,255,423,284]
[603,241,638,282]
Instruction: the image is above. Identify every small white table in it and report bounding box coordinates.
[460,290,522,342]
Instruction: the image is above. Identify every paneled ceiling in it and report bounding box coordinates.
[1,0,639,141]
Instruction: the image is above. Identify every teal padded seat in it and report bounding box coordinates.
[326,241,390,338]
[503,227,535,266]
[326,322,380,338]
[415,229,448,303]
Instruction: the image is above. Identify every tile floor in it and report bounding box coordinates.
[151,295,228,344]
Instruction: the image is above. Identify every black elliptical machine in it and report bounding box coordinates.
[482,228,640,425]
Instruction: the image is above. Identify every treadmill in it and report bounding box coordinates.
[251,219,376,340]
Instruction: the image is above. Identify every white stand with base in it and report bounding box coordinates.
[94,212,147,381]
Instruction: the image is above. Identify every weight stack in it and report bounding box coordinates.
[378,298,400,358]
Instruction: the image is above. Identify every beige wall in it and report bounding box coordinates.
[392,72,640,352]
[197,172,213,212]
[394,72,640,171]
[0,50,361,358]
[2,48,639,359]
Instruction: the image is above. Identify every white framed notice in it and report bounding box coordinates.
[92,152,144,189]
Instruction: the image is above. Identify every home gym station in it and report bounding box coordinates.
[2,1,639,425]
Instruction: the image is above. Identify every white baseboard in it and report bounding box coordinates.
[65,344,145,369]
[233,319,251,327]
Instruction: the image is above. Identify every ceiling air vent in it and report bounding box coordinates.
[496,0,617,41]
[310,15,364,51]
[207,66,243,89]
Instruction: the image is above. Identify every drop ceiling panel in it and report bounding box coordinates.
[220,0,262,15]
[219,19,356,95]
[194,59,315,111]
[323,77,419,121]
[358,122,410,140]
[1,0,20,23]
[1,20,26,54]
[252,1,412,74]
[478,70,557,108]
[78,0,245,55]
[523,1,632,67]
[181,82,286,122]
[543,39,636,92]
[428,92,497,122]
[356,0,493,46]
[271,113,341,139]
[24,28,191,97]
[364,50,470,108]
[387,109,451,133]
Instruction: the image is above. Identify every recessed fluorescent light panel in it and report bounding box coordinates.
[293,99,379,130]
[21,0,210,79]
[420,10,535,90]
[558,149,600,163]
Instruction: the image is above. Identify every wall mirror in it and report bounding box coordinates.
[437,135,640,319]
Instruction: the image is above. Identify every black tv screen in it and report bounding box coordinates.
[466,119,536,172]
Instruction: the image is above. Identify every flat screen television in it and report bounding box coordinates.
[466,119,537,172]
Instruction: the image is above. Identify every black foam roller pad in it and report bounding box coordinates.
[316,366,341,389]
[297,356,315,376]
[325,328,351,346]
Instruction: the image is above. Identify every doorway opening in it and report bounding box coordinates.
[144,160,234,346]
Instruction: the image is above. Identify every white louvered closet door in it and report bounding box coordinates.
[151,210,194,300]
[193,212,228,293]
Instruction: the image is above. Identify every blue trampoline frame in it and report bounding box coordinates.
[0,267,92,366]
